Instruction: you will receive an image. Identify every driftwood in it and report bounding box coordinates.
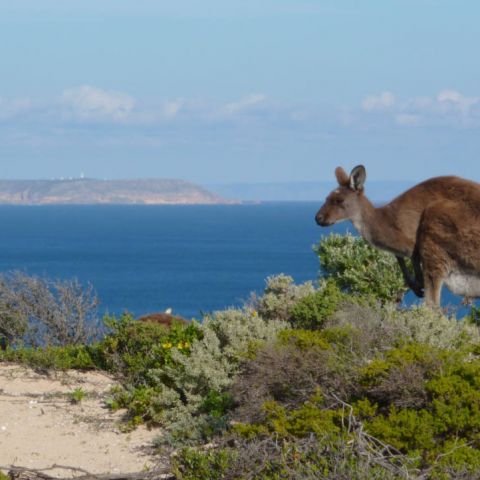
[1,464,175,480]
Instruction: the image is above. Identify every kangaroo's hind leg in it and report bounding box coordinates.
[416,206,451,307]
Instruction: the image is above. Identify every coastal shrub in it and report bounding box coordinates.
[351,343,480,472]
[173,436,406,480]
[0,343,98,370]
[173,410,410,480]
[251,274,315,322]
[230,328,360,427]
[206,294,480,478]
[289,281,346,329]
[384,305,480,349]
[324,300,480,355]
[180,340,480,479]
[0,304,27,350]
[0,271,101,348]
[173,447,234,480]
[154,308,288,444]
[359,343,443,410]
[110,308,288,444]
[315,233,407,302]
[97,313,203,428]
[98,313,202,379]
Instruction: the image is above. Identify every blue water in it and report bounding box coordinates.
[0,203,462,320]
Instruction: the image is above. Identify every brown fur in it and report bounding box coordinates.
[316,165,480,306]
[137,312,188,327]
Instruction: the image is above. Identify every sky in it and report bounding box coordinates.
[1,0,480,184]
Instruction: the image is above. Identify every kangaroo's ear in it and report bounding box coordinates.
[335,167,350,187]
[349,165,366,191]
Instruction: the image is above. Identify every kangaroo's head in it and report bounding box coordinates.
[315,165,366,226]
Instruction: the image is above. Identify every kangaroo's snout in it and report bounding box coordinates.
[315,212,331,227]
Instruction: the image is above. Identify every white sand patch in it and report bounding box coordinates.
[0,364,163,478]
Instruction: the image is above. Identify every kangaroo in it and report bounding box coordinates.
[315,165,480,306]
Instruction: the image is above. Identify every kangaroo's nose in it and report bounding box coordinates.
[316,212,332,227]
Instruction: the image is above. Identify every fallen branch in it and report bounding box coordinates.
[0,464,175,480]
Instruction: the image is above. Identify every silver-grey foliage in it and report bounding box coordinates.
[0,271,101,347]
[251,274,316,322]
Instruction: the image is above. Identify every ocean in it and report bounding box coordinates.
[0,203,462,320]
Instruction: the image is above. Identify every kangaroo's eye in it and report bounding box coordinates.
[332,198,344,206]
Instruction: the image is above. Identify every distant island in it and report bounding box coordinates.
[0,178,236,205]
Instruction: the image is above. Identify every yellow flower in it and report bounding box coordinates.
[177,342,184,349]
[162,342,172,349]
[184,341,190,348]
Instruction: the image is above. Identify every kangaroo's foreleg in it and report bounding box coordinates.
[396,256,424,298]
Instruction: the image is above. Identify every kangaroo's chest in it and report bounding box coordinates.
[351,219,411,257]
[445,271,480,298]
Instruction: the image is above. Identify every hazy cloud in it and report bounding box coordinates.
[220,94,267,115]
[361,91,396,111]
[359,89,480,128]
[60,85,135,121]
[162,99,184,119]
[437,89,480,116]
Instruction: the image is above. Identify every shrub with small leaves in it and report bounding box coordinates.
[110,308,288,445]
[154,308,288,444]
[0,343,98,370]
[173,419,408,480]
[352,343,480,473]
[98,313,202,380]
[289,281,346,329]
[251,274,315,322]
[231,329,358,426]
[315,233,407,302]
[325,301,480,355]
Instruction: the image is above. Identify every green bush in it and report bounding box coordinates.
[289,281,346,329]
[173,447,234,480]
[354,343,480,473]
[315,233,407,302]
[98,313,203,379]
[277,328,331,350]
[0,343,98,370]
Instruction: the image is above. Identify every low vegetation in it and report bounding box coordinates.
[2,233,480,478]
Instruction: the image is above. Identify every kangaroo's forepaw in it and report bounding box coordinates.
[412,285,425,298]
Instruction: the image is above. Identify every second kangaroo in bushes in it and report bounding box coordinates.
[316,165,480,306]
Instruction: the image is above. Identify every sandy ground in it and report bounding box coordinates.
[0,363,163,478]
